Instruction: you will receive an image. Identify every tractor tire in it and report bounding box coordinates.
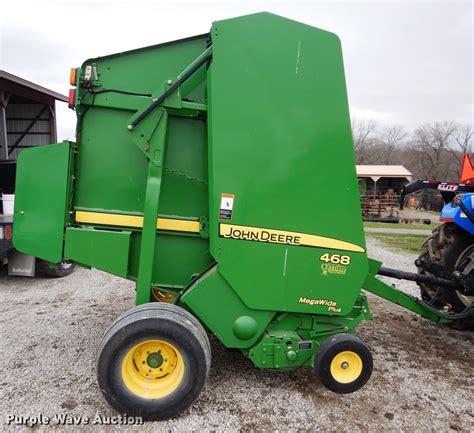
[417,223,474,327]
[37,260,75,278]
[96,303,211,420]
[314,333,373,394]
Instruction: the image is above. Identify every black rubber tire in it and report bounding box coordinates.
[96,303,211,421]
[314,334,373,394]
[417,223,474,318]
[98,303,211,356]
[37,260,75,278]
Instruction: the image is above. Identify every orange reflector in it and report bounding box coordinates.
[68,88,76,109]
[69,68,77,86]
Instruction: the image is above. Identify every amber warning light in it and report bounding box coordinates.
[68,68,78,109]
[69,68,77,86]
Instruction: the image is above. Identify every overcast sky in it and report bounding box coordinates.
[1,0,472,140]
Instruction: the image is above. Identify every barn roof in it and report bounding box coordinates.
[356,165,412,182]
[0,70,67,103]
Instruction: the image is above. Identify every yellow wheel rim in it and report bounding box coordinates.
[330,351,363,384]
[122,340,184,399]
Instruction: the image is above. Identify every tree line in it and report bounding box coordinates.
[352,120,473,182]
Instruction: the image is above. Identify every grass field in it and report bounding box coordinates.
[366,232,429,254]
[364,221,439,230]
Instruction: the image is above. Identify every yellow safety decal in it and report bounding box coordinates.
[75,211,200,233]
[219,223,365,253]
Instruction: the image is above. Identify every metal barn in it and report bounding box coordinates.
[0,70,67,162]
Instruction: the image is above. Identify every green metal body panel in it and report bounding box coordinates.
[181,263,372,363]
[64,228,131,278]
[181,265,275,349]
[12,13,454,372]
[13,142,71,263]
[207,13,367,315]
[72,35,212,291]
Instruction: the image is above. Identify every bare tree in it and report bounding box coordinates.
[451,124,473,163]
[412,121,458,180]
[351,119,472,182]
[379,125,407,164]
[351,119,379,164]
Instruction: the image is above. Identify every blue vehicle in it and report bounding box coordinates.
[400,155,474,326]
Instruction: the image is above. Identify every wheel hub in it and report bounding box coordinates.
[131,341,177,379]
[330,351,363,383]
[121,339,184,399]
[146,352,164,369]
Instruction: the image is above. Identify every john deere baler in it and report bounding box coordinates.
[13,12,463,420]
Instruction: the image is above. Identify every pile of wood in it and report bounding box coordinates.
[360,191,400,220]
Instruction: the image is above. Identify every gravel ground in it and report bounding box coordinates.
[0,239,473,432]
[400,209,439,221]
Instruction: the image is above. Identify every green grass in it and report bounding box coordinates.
[364,221,439,230]
[366,233,428,254]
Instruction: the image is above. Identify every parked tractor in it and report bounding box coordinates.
[400,154,474,327]
[12,13,473,420]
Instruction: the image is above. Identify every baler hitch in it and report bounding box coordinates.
[378,263,474,297]
[378,266,461,292]
[363,259,473,323]
[373,265,474,321]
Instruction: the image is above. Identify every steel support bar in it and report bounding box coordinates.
[0,90,9,160]
[363,273,450,323]
[378,266,461,291]
[8,105,48,155]
[134,111,168,305]
[48,104,57,142]
[79,92,206,117]
[135,163,163,304]
[364,259,451,323]
[129,47,212,129]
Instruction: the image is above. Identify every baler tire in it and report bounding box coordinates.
[314,334,372,394]
[96,303,211,420]
[98,302,211,356]
[417,223,474,327]
[37,260,75,278]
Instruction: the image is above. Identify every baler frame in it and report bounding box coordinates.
[12,12,472,421]
[70,39,466,328]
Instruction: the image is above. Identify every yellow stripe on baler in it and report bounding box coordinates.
[219,223,365,253]
[75,211,200,233]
